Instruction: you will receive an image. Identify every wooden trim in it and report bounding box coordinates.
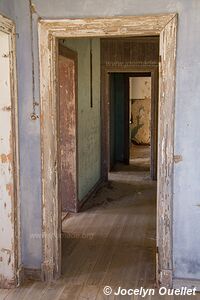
[157,15,177,287]
[151,66,159,180]
[0,14,20,288]
[123,74,130,164]
[38,14,177,285]
[101,65,158,180]
[39,14,176,37]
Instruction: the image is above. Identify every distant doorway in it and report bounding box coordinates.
[109,71,157,180]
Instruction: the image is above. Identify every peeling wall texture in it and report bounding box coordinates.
[130,77,151,145]
[14,0,42,269]
[0,29,15,286]
[0,0,199,281]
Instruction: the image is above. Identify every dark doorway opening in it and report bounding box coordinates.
[109,71,157,180]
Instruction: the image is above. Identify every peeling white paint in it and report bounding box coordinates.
[0,29,15,284]
[0,14,19,287]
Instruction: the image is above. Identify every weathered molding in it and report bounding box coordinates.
[101,63,159,181]
[0,14,20,289]
[159,269,173,288]
[40,14,176,37]
[38,14,177,283]
[157,15,177,287]
[16,265,24,286]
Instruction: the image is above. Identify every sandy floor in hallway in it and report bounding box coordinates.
[2,147,196,299]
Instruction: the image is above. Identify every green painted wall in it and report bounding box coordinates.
[61,38,101,200]
[110,73,125,164]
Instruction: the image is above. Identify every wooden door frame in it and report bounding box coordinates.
[106,68,158,179]
[0,14,20,288]
[58,44,78,213]
[124,73,130,165]
[38,14,177,286]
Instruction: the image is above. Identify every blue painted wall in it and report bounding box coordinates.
[0,0,14,18]
[1,0,199,280]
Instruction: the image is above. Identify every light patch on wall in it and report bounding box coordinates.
[130,77,151,145]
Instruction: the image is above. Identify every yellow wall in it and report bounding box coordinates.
[130,77,151,145]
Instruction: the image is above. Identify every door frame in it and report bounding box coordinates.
[0,14,20,288]
[106,69,158,179]
[38,14,177,286]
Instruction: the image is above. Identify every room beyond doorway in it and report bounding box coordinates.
[108,70,157,180]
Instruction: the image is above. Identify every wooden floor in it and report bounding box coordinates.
[130,144,151,161]
[1,148,198,299]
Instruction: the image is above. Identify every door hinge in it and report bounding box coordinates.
[159,55,162,63]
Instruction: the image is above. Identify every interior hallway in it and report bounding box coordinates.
[0,147,158,299]
[61,161,156,289]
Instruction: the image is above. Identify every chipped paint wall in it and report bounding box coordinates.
[130,77,151,145]
[0,29,15,287]
[1,0,198,281]
[13,0,43,269]
[60,38,101,201]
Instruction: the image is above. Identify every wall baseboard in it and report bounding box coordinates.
[78,178,105,212]
[173,278,200,292]
[24,268,42,281]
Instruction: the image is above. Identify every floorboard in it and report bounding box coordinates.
[1,147,194,299]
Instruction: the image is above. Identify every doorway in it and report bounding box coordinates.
[108,69,158,180]
[109,71,157,180]
[39,14,177,287]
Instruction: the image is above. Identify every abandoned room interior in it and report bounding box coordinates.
[1,0,200,299]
